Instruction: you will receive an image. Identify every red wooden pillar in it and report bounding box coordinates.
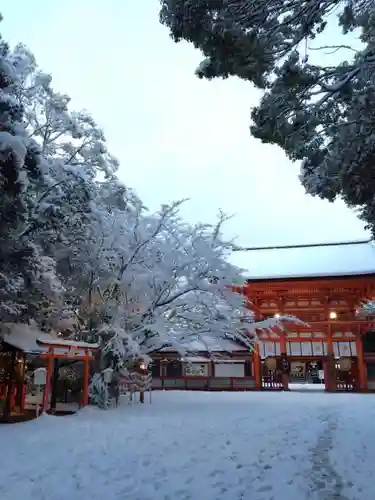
[356,328,367,392]
[280,333,289,390]
[326,324,335,392]
[252,344,262,389]
[20,384,27,412]
[280,332,287,354]
[82,353,90,407]
[42,350,54,413]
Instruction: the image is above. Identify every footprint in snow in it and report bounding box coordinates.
[257,484,273,493]
[209,469,224,478]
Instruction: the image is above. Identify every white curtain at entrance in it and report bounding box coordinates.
[259,341,281,358]
[333,341,357,358]
[287,341,328,356]
[311,342,324,356]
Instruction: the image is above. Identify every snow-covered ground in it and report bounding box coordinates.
[1,390,375,500]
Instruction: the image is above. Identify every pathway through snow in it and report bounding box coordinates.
[0,390,374,500]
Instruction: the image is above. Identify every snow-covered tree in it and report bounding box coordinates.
[75,200,250,347]
[82,199,292,407]
[6,44,115,278]
[0,42,125,329]
[0,20,64,322]
[0,14,297,410]
[9,43,119,178]
[159,1,375,233]
[359,299,375,317]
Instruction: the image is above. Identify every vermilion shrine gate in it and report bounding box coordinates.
[38,338,99,413]
[235,240,375,392]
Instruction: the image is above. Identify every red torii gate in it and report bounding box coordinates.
[37,338,99,413]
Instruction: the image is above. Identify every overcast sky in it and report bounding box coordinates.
[1,1,369,270]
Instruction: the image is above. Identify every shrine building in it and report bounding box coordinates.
[239,239,375,392]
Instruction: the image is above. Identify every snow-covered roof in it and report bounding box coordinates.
[183,356,211,363]
[0,324,99,354]
[162,335,246,353]
[36,338,100,349]
[182,357,245,363]
[235,240,375,280]
[0,323,58,354]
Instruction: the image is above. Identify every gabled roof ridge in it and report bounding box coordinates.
[234,239,372,252]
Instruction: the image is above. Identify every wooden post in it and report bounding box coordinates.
[82,354,90,407]
[20,382,27,412]
[252,344,262,390]
[280,335,287,355]
[50,359,60,414]
[326,323,335,392]
[280,328,287,368]
[4,351,16,420]
[278,296,289,391]
[20,353,27,412]
[160,359,167,390]
[279,325,289,391]
[356,327,367,392]
[42,350,54,413]
[139,365,147,403]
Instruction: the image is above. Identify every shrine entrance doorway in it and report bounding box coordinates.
[258,353,361,392]
[289,359,325,385]
[261,357,284,390]
[260,357,326,391]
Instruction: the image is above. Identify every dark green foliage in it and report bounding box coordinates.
[160,1,375,233]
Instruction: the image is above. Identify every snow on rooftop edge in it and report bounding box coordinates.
[0,324,99,353]
[182,357,245,363]
[36,338,100,349]
[0,323,58,353]
[161,336,247,353]
[234,240,375,280]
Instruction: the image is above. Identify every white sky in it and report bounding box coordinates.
[1,1,369,271]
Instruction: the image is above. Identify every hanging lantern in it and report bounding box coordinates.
[338,357,351,372]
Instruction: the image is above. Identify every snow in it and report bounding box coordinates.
[162,335,247,353]
[0,323,58,353]
[1,390,374,500]
[183,356,211,362]
[0,324,99,354]
[37,338,100,349]
[0,131,27,167]
[180,356,248,364]
[237,240,375,280]
[213,359,245,363]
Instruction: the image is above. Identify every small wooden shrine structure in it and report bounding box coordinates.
[234,240,375,392]
[0,323,99,420]
[0,339,28,422]
[38,338,99,413]
[151,336,254,391]
[0,323,49,422]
